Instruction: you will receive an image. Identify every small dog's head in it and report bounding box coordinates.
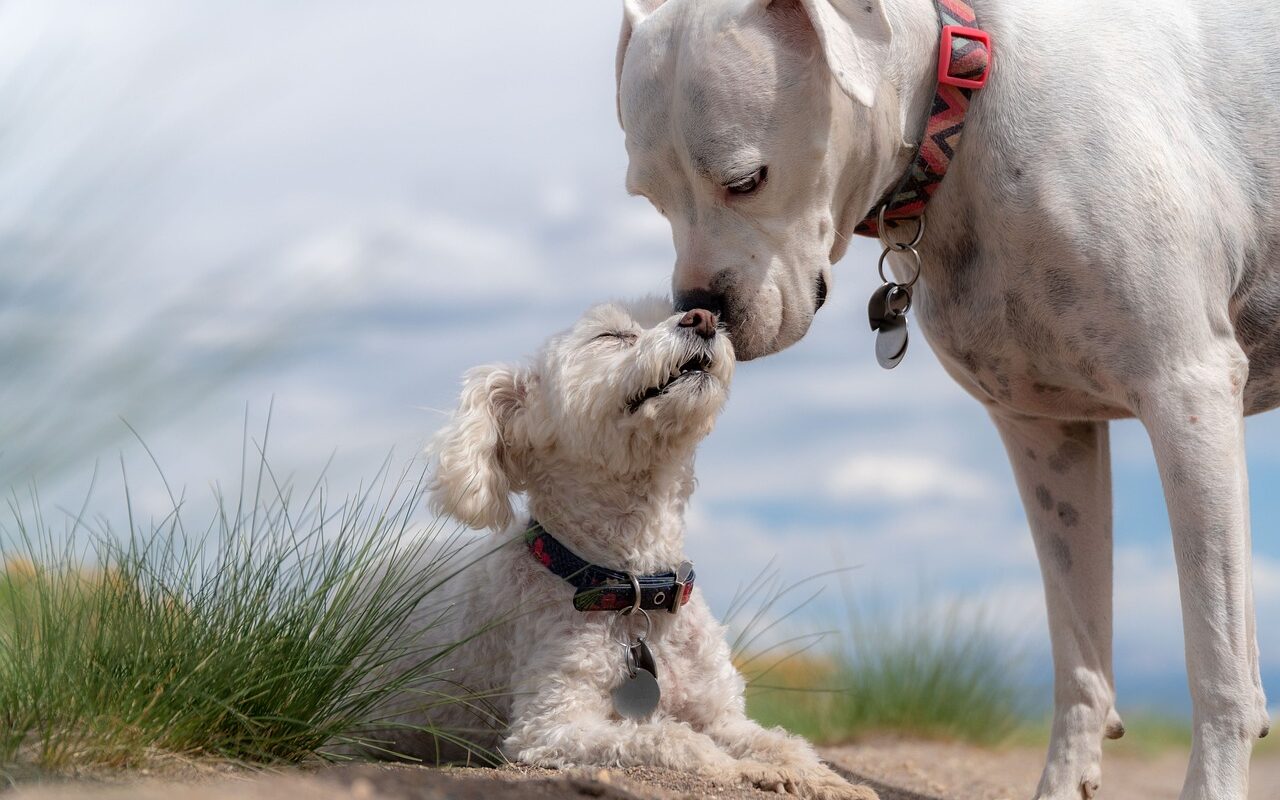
[429,296,735,530]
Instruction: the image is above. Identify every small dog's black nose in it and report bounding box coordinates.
[678,308,717,340]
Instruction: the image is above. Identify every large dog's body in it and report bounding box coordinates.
[616,0,1277,797]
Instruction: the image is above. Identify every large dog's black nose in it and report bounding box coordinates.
[678,308,717,340]
[675,289,724,318]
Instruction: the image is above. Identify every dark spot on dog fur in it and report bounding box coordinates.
[960,351,980,375]
[864,3,873,11]
[1048,440,1088,474]
[1057,501,1080,527]
[1076,358,1106,393]
[1045,270,1080,314]
[1060,422,1096,445]
[1005,291,1059,356]
[1036,485,1053,511]
[1026,448,1038,462]
[1047,534,1073,573]
[940,229,982,302]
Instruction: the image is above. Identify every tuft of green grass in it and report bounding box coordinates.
[733,573,1030,747]
[0,443,501,776]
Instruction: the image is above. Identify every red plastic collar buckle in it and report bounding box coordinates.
[937,25,992,90]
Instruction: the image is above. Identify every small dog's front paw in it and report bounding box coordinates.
[722,761,877,800]
[792,765,879,800]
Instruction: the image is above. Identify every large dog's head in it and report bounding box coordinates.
[617,0,911,360]
[429,297,735,530]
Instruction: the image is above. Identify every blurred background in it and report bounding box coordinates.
[1,0,1276,718]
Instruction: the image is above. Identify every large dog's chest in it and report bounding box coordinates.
[880,0,1280,422]
[906,237,1280,421]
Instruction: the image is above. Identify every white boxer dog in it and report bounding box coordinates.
[615,1,1276,798]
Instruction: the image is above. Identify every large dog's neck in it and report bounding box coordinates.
[883,0,961,146]
[833,0,963,246]
[520,451,697,576]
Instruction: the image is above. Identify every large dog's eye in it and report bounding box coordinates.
[726,166,767,195]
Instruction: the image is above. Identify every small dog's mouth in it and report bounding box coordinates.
[627,353,714,414]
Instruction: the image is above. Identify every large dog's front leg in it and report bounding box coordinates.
[991,413,1121,800]
[1136,349,1269,800]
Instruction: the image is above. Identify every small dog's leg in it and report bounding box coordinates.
[504,677,805,793]
[704,715,878,800]
[1136,347,1269,800]
[664,599,877,800]
[506,710,817,793]
[990,413,1119,800]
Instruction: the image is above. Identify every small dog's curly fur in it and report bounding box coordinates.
[376,297,875,799]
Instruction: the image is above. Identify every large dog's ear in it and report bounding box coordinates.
[793,0,892,107]
[616,0,668,126]
[428,365,530,531]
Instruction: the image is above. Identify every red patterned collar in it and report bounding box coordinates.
[855,0,992,237]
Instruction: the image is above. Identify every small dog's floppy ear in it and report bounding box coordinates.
[790,0,892,107]
[616,0,668,127]
[428,364,529,531]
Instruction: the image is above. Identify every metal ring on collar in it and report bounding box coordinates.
[614,607,653,647]
[877,207,927,251]
[622,572,642,616]
[878,246,922,288]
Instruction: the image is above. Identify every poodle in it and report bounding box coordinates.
[380,296,875,800]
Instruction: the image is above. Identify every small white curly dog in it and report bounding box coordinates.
[384,296,874,799]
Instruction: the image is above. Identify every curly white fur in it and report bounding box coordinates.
[375,297,874,800]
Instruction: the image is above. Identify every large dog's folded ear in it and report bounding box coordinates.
[795,0,892,107]
[616,0,668,127]
[428,364,529,531]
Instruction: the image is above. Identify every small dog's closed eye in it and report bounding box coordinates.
[362,296,876,799]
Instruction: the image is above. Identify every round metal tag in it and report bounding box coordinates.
[612,667,660,720]
[875,321,909,370]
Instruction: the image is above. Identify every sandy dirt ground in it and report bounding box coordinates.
[8,739,1279,800]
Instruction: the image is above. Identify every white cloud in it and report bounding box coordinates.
[826,452,997,503]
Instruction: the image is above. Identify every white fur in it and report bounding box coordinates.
[381,297,874,800]
[617,1,1277,798]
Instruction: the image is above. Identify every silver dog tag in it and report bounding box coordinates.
[868,282,911,370]
[875,318,910,369]
[612,639,660,720]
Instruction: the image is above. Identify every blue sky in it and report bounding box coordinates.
[1,1,1276,716]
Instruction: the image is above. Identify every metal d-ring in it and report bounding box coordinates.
[614,607,653,647]
[622,572,642,616]
[877,207,926,251]
[878,245,922,288]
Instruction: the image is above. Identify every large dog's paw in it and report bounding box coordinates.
[721,761,877,800]
[1033,744,1102,800]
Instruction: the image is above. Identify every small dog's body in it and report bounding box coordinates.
[390,298,873,799]
[616,1,1275,797]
